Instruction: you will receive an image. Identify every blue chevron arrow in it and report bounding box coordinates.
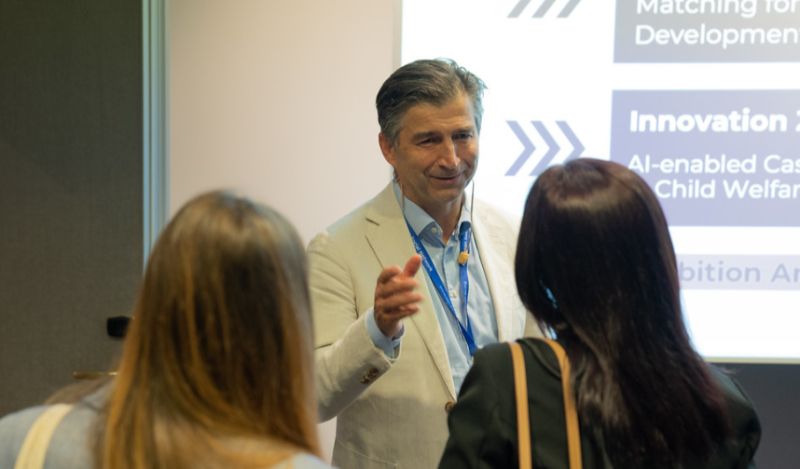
[556,121,584,161]
[505,120,535,176]
[508,0,532,18]
[505,120,585,176]
[558,0,582,17]
[529,121,559,175]
[533,0,557,17]
[508,0,583,18]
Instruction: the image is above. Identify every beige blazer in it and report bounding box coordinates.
[308,183,540,469]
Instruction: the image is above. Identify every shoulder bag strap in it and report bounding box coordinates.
[542,339,583,469]
[509,341,532,469]
[14,404,73,469]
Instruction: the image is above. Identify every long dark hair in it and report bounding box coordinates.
[515,158,729,466]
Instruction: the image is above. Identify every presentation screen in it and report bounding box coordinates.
[401,0,800,363]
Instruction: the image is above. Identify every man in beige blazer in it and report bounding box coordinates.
[308,59,540,469]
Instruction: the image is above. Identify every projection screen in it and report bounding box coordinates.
[401,0,800,362]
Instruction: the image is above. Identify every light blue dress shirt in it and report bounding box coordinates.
[365,183,498,393]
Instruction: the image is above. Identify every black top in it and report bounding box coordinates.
[439,338,761,469]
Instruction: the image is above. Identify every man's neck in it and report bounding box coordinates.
[394,183,465,242]
[422,199,462,243]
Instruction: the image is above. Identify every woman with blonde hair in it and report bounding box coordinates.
[0,191,329,468]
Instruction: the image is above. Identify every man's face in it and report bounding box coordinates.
[379,92,479,218]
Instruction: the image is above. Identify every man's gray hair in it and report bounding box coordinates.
[376,58,487,147]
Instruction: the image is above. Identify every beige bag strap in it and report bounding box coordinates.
[510,341,532,469]
[14,404,73,469]
[510,340,584,469]
[542,339,583,469]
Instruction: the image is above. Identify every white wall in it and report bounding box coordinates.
[167,0,400,460]
[168,0,398,243]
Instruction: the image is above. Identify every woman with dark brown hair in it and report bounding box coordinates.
[439,158,760,468]
[0,191,329,468]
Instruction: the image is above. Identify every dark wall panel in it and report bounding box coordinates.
[0,0,142,416]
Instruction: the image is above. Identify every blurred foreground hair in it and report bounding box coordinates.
[99,191,319,468]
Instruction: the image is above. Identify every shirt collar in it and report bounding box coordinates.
[392,181,472,243]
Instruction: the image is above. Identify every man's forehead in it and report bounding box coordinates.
[399,97,476,132]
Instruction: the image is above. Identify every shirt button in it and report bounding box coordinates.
[444,400,455,413]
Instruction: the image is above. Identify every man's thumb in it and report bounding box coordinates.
[403,254,422,277]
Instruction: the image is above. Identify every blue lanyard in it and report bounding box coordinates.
[405,220,477,355]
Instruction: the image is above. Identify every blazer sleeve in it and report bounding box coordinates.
[307,230,394,421]
[439,344,517,469]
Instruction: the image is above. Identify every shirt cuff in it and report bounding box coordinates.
[365,307,403,358]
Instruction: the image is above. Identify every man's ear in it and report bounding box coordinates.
[378,132,395,166]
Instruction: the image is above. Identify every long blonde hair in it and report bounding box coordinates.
[98,191,319,468]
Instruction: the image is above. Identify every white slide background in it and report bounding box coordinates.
[402,0,800,362]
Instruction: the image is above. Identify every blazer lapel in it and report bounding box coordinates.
[364,184,457,399]
[473,206,519,342]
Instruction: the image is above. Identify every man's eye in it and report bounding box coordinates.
[454,132,473,140]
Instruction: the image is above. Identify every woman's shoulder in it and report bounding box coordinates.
[698,367,761,469]
[518,337,564,375]
[710,367,754,404]
[1,398,99,467]
[709,366,761,433]
[222,438,334,469]
[471,342,519,381]
[0,403,91,468]
[476,339,560,369]
[474,341,513,360]
[274,452,333,468]
[471,339,563,391]
[0,404,49,454]
[517,337,556,352]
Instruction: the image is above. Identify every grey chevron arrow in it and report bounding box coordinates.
[557,121,584,161]
[505,120,535,176]
[558,0,582,17]
[529,121,558,175]
[508,0,583,18]
[505,120,585,176]
[533,0,557,17]
[508,0,532,18]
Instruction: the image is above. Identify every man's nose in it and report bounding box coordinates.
[438,139,460,167]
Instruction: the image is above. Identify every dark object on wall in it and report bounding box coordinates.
[106,316,131,338]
